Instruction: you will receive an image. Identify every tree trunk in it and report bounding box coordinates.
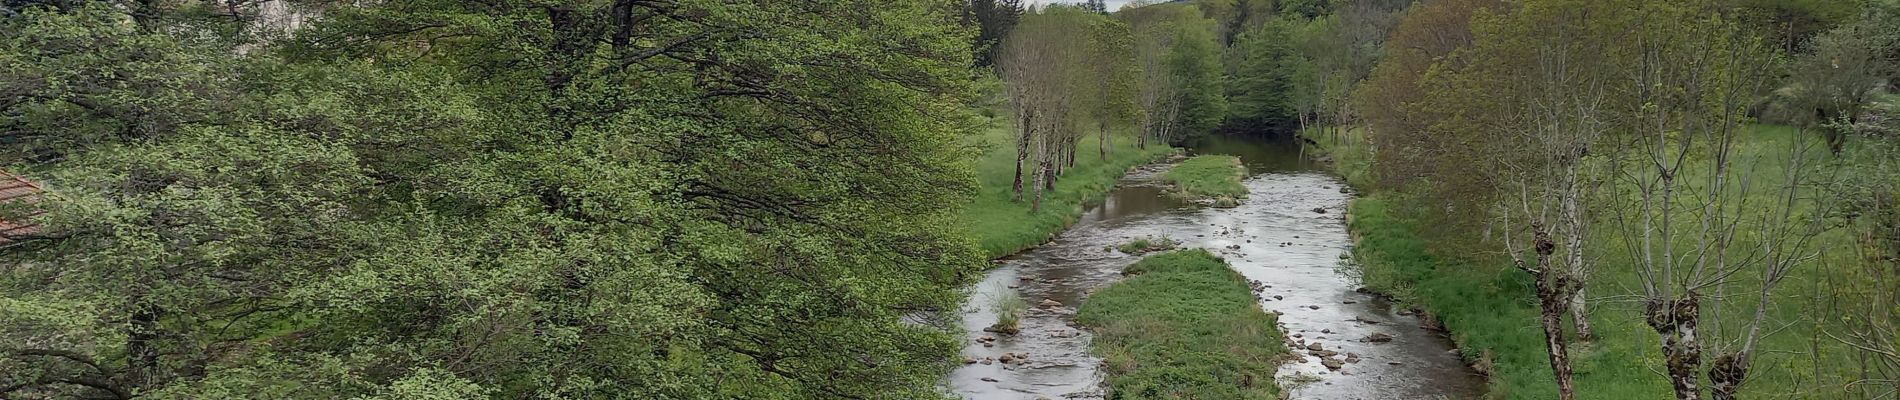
[1562,160,1596,342]
[1708,353,1747,400]
[1031,130,1050,212]
[1066,137,1077,169]
[1526,229,1578,400]
[1013,110,1033,201]
[1537,275,1578,400]
[1137,116,1149,149]
[1298,112,1308,138]
[1647,295,1704,400]
[1099,121,1109,161]
[1569,285,1595,342]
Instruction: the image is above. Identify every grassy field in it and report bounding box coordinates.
[1161,155,1248,201]
[962,124,1175,258]
[1317,124,1872,399]
[1075,249,1287,399]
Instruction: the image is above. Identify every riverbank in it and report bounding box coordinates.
[1308,125,1872,398]
[1075,249,1287,399]
[1161,155,1247,205]
[963,125,1176,258]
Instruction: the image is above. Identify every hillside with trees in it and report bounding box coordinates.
[2,0,1898,399]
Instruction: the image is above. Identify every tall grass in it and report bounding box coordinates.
[1076,249,1286,399]
[1161,155,1248,200]
[991,292,1027,333]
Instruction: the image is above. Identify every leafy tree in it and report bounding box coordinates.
[1085,18,1143,160]
[967,0,1025,67]
[2,1,986,399]
[1773,0,1900,154]
[1226,19,1304,132]
[1165,19,1228,143]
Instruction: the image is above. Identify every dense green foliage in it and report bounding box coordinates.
[1121,2,1229,145]
[1162,155,1247,200]
[0,1,984,398]
[1076,249,1286,399]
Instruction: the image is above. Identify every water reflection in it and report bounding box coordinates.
[1185,135,1321,174]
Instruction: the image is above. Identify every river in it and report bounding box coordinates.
[945,135,1486,399]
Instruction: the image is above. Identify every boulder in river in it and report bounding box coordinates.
[1363,333,1395,343]
[1039,298,1063,308]
[1307,342,1325,351]
[1313,207,1328,214]
[1321,359,1345,370]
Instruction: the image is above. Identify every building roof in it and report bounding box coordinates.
[0,170,45,246]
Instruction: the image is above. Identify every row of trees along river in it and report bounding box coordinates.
[1,0,1898,399]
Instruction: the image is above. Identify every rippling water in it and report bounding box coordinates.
[946,136,1485,400]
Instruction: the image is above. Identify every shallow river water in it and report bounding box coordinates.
[946,136,1486,400]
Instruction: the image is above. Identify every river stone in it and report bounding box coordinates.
[1364,333,1395,343]
[980,377,998,382]
[1322,359,1345,370]
[1039,298,1063,308]
[1306,342,1324,351]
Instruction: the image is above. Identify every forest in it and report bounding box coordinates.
[1,0,1897,399]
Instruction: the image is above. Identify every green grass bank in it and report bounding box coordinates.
[1161,155,1247,202]
[1315,125,1872,399]
[962,125,1175,258]
[1075,249,1287,399]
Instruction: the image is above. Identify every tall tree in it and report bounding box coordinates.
[1425,1,1633,396]
[2,1,986,399]
[967,0,1026,67]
